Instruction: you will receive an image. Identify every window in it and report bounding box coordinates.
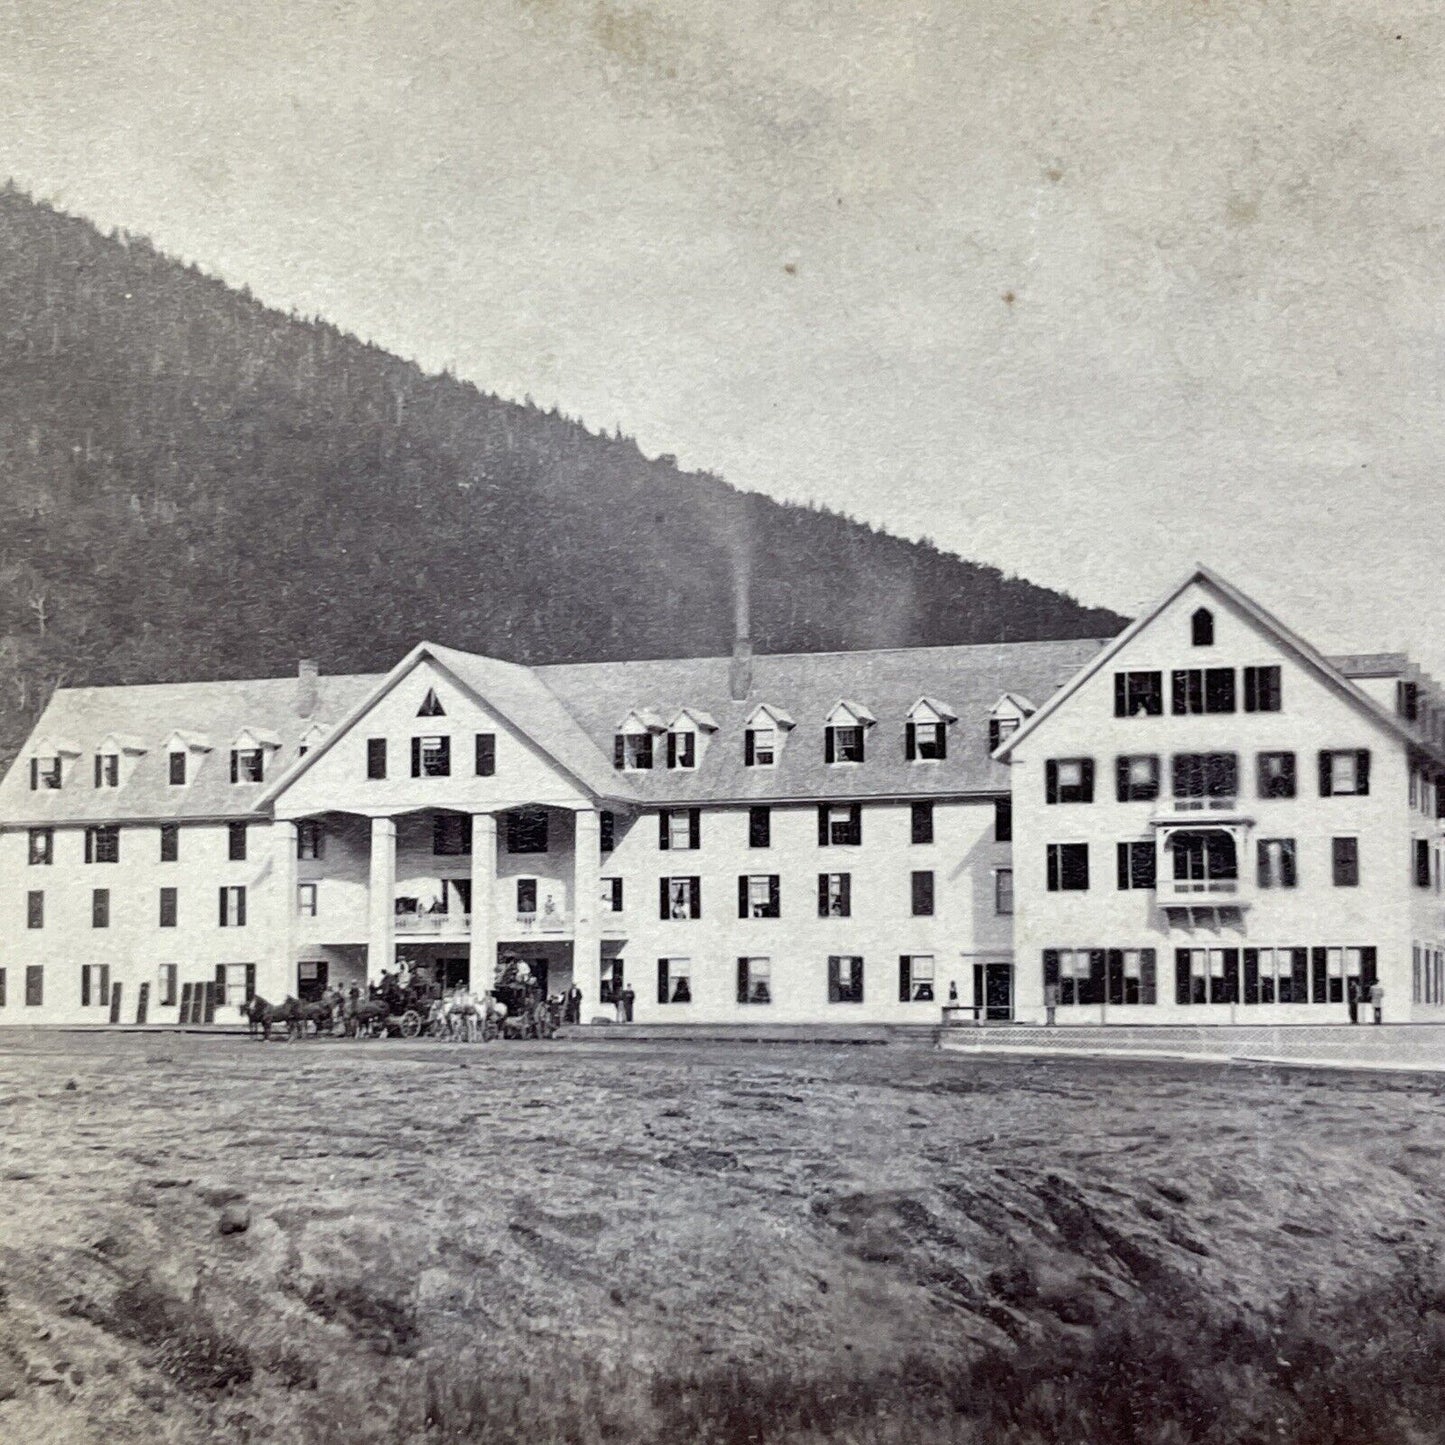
[994,798,1012,842]
[434,814,473,856]
[475,733,496,777]
[159,964,178,1007]
[28,828,52,866]
[660,877,701,920]
[1258,838,1298,889]
[231,748,264,783]
[216,963,254,1008]
[1169,831,1238,890]
[666,731,696,769]
[748,806,771,848]
[25,965,43,1006]
[228,822,248,861]
[907,720,947,760]
[739,875,781,919]
[818,804,862,846]
[506,809,548,854]
[1045,758,1094,804]
[1257,752,1296,799]
[746,725,776,767]
[1174,947,1240,1005]
[30,756,61,790]
[1243,666,1282,713]
[826,724,865,764]
[736,957,771,1005]
[1331,837,1360,888]
[1171,668,1235,715]
[615,732,653,770]
[818,873,851,917]
[657,957,692,1004]
[911,802,934,845]
[659,808,700,851]
[417,687,446,717]
[1046,843,1089,892]
[1113,671,1164,718]
[900,955,935,1002]
[600,811,616,853]
[1116,841,1156,890]
[1046,948,1157,1008]
[168,751,187,786]
[1413,838,1429,889]
[92,888,109,928]
[80,964,110,1007]
[85,826,120,864]
[828,955,864,1004]
[1319,750,1370,797]
[297,821,324,860]
[601,878,623,912]
[1242,946,1310,1004]
[94,753,119,788]
[296,883,318,918]
[994,869,1013,915]
[517,878,538,915]
[911,870,935,916]
[1399,680,1419,721]
[366,738,387,779]
[1172,753,1238,803]
[412,735,451,778]
[1115,755,1160,802]
[219,886,247,927]
[989,716,1021,751]
[160,824,179,862]
[160,887,178,927]
[27,891,43,929]
[0,969,6,1007]
[1191,607,1214,646]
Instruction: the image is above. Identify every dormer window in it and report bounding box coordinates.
[169,752,187,786]
[298,723,330,758]
[824,703,874,764]
[231,748,265,784]
[987,694,1036,754]
[668,731,695,769]
[94,753,120,788]
[988,717,1019,751]
[906,699,956,761]
[613,710,665,771]
[1192,607,1214,646]
[744,705,794,768]
[31,757,61,791]
[663,709,716,771]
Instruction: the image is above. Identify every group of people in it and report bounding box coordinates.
[1348,978,1386,1025]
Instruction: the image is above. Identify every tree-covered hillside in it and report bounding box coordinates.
[0,186,1125,764]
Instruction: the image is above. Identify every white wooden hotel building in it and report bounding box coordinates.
[2,566,1444,1028]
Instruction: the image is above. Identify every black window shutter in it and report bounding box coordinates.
[29,758,38,790]
[989,719,1001,752]
[689,878,701,918]
[768,875,779,916]
[1311,947,1327,1003]
[658,811,670,849]
[1045,760,1058,804]
[827,957,840,1003]
[410,738,421,777]
[1361,946,1378,990]
[237,888,246,927]
[93,755,100,788]
[1085,949,1105,1006]
[1081,758,1095,801]
[936,726,947,760]
[744,730,755,766]
[738,876,749,918]
[600,811,615,852]
[905,723,916,760]
[230,750,239,783]
[840,874,851,915]
[659,878,669,919]
[1117,842,1129,890]
[1047,846,1059,892]
[1244,669,1257,713]
[81,966,90,1007]
[1107,950,1124,1007]
[899,956,911,1002]
[850,804,862,841]
[689,809,701,850]
[818,874,828,916]
[1042,949,1059,989]
[215,965,226,1005]
[614,735,625,769]
[637,734,652,769]
[817,806,829,846]
[1113,674,1126,717]
[476,734,496,776]
[737,958,749,1003]
[1221,949,1240,1004]
[666,732,678,769]
[825,728,835,764]
[1356,750,1370,795]
[657,960,669,1005]
[1116,756,1130,801]
[1175,949,1191,1005]
[1141,949,1157,1005]
[84,830,93,864]
[1171,671,1187,715]
[1318,752,1332,796]
[218,887,227,926]
[1243,948,1259,1004]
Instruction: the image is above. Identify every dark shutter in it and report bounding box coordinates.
[237,888,246,927]
[737,958,750,1004]
[29,758,38,790]
[1113,673,1126,718]
[658,811,670,849]
[827,956,840,1004]
[666,733,677,769]
[1243,949,1259,1005]
[1243,669,1257,712]
[1083,949,1106,1006]
[230,750,239,784]
[768,875,780,916]
[658,959,669,1005]
[659,878,669,919]
[817,805,829,846]
[614,735,625,769]
[219,887,227,926]
[818,874,829,916]
[600,811,615,852]
[410,738,422,777]
[1042,949,1060,990]
[689,878,701,919]
[1221,949,1240,1004]
[215,964,226,1003]
[1047,846,1059,892]
[84,829,93,864]
[476,734,496,776]
[1311,947,1327,1003]
[1140,949,1157,1006]
[899,956,912,1002]
[825,728,836,764]
[1361,947,1378,991]
[994,798,1012,842]
[849,804,862,842]
[738,876,749,918]
[1175,949,1191,1005]
[1107,949,1124,1007]
[1045,760,1058,803]
[636,734,652,769]
[93,755,101,787]
[839,874,851,916]
[244,964,256,1002]
[989,719,1002,752]
[688,809,701,850]
[81,966,91,1007]
[1356,750,1371,795]
[936,725,947,760]
[905,723,917,761]
[744,730,756,766]
[1318,752,1332,796]
[1117,842,1129,890]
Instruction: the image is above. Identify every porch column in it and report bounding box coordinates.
[573,807,601,1020]
[273,820,298,997]
[470,813,498,992]
[368,816,397,982]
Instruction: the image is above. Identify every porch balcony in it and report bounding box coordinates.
[394,910,472,937]
[512,909,570,936]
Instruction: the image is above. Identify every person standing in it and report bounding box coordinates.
[1370,979,1385,1025]
[566,983,583,1025]
[1044,980,1059,1028]
[621,981,636,1023]
[1347,976,1360,1025]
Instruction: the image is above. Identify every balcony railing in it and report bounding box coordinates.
[395,911,472,935]
[513,910,569,935]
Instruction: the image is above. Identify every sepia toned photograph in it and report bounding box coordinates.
[2,3,1444,1441]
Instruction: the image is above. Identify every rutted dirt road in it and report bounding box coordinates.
[2,1032,1444,1443]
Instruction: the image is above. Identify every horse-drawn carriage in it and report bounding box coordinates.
[490,959,562,1040]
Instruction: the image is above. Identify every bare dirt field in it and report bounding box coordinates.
[2,1032,1445,1444]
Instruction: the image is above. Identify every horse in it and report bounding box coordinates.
[446,987,485,1043]
[241,994,308,1042]
[241,994,277,1041]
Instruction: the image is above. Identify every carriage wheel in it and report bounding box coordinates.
[399,1009,423,1039]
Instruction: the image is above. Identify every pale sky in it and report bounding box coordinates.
[2,1,1442,667]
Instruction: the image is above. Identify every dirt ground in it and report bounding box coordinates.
[1,1031,1444,1444]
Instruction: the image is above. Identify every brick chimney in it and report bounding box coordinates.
[297,658,319,716]
[727,565,752,702]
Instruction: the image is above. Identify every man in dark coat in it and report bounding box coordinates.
[621,982,635,1023]
[565,983,583,1025]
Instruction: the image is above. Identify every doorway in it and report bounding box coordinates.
[973,963,1013,1022]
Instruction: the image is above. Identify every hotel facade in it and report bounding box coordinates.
[3,567,1444,1028]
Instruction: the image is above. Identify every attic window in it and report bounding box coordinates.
[168,752,187,786]
[418,688,446,718]
[94,754,120,788]
[1192,607,1214,647]
[988,717,1020,752]
[231,748,265,784]
[746,725,776,767]
[614,733,654,771]
[30,757,61,791]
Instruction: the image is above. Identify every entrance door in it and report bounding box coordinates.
[108,983,123,1024]
[298,960,329,1003]
[439,956,470,990]
[984,964,1013,1022]
[136,981,150,1025]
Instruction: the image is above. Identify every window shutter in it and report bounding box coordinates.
[768,875,779,916]
[905,723,916,761]
[857,732,866,763]
[1318,751,1332,796]
[219,887,227,926]
[637,734,652,769]
[827,956,840,1003]
[84,830,93,864]
[1283,843,1297,889]
[818,874,829,916]
[81,967,91,1007]
[825,728,835,764]
[408,738,420,777]
[1220,949,1239,1004]
[215,965,227,1006]
[689,878,701,918]
[738,876,749,918]
[1084,949,1105,1006]
[1243,669,1257,713]
[657,960,669,1005]
[840,874,851,915]
[93,755,100,788]
[736,958,749,1004]
[600,811,615,852]
[1047,846,1059,892]
[817,806,829,846]
[989,719,1001,752]
[744,730,755,766]
[658,811,670,850]
[1045,760,1058,804]
[476,734,496,776]
[29,758,37,790]
[659,878,669,920]
[1140,949,1157,1006]
[899,956,912,1003]
[437,737,450,773]
[1175,949,1191,1005]
[1113,673,1126,717]
[689,809,701,850]
[1116,842,1129,890]
[245,964,256,1001]
[1171,672,1187,715]
[936,727,947,760]
[1042,949,1059,989]
[1081,759,1095,801]
[850,804,862,841]
[1106,950,1123,1007]
[1361,946,1378,991]
[1243,948,1259,1004]
[1356,750,1371,796]
[667,732,678,769]
[614,735,625,769]
[1311,946,1327,1003]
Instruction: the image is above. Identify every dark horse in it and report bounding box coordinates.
[241,994,323,1042]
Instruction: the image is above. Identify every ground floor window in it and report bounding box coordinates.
[1414,944,1445,1005]
[736,956,771,1005]
[600,958,624,1005]
[1244,947,1307,1003]
[25,966,42,1007]
[657,957,692,1004]
[828,955,864,1004]
[297,960,329,1003]
[80,963,111,1007]
[1043,950,1154,1006]
[900,955,935,1002]
[216,963,255,1008]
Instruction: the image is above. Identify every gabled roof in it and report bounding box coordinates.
[990,692,1036,715]
[994,565,1445,767]
[165,730,213,751]
[669,708,718,732]
[31,736,82,757]
[234,727,282,748]
[98,733,149,754]
[746,704,796,729]
[909,696,958,723]
[826,699,877,725]
[617,707,667,733]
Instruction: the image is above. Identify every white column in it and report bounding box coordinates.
[368,816,397,983]
[573,807,601,1022]
[470,813,498,993]
[273,820,299,999]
